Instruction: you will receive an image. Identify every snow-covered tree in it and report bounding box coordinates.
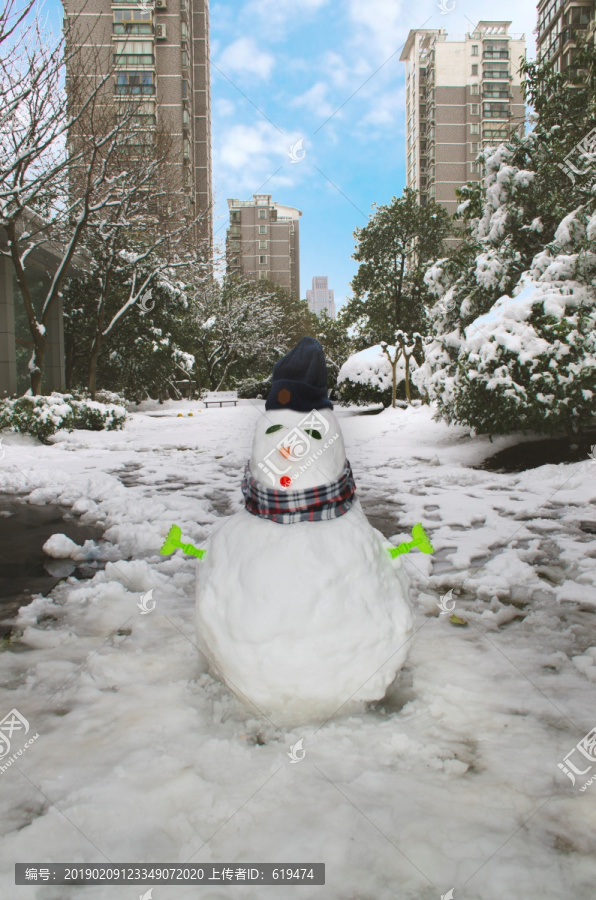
[415,42,596,445]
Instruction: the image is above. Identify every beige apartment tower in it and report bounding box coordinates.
[536,0,595,71]
[400,22,526,216]
[227,194,301,300]
[62,0,213,251]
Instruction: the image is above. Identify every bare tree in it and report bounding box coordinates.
[0,5,209,395]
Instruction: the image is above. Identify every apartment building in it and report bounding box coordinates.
[62,0,213,251]
[536,0,595,71]
[226,194,301,300]
[400,22,526,216]
[306,276,336,319]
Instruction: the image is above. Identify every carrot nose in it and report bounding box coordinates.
[280,446,292,459]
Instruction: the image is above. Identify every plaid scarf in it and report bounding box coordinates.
[241,460,356,524]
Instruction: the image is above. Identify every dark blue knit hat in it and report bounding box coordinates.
[265,337,333,411]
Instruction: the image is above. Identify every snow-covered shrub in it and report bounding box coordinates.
[337,345,411,407]
[0,393,126,440]
[415,209,596,441]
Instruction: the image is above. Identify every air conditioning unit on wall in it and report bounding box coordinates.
[155,23,166,39]
[155,0,167,8]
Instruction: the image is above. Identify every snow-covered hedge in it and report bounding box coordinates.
[337,345,412,406]
[0,393,127,440]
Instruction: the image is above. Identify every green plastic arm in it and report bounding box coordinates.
[388,523,434,558]
[160,524,206,559]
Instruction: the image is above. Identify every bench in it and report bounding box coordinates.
[202,390,238,408]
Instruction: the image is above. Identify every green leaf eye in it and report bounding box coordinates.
[304,429,322,440]
[266,424,283,434]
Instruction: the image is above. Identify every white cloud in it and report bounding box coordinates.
[214,122,307,197]
[242,0,330,38]
[217,37,274,80]
[291,82,336,119]
[347,0,409,60]
[213,98,236,117]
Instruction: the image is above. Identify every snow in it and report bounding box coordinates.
[338,344,417,390]
[42,534,100,561]
[0,400,595,899]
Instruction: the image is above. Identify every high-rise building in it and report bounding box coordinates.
[62,0,213,251]
[536,0,595,72]
[400,22,526,216]
[226,194,301,300]
[306,276,336,319]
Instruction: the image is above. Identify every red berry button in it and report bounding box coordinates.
[280,475,292,488]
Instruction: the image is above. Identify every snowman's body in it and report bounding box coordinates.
[195,407,413,724]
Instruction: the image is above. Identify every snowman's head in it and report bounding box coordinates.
[249,407,346,490]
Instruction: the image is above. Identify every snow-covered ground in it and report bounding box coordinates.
[1,400,595,900]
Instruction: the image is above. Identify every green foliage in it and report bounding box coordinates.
[0,393,126,441]
[337,378,396,408]
[343,188,451,347]
[309,310,353,396]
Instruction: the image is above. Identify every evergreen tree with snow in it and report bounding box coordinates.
[415,41,596,447]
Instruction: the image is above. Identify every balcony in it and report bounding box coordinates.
[115,84,155,95]
[483,50,509,59]
[114,54,154,66]
[483,106,511,118]
[483,88,511,98]
[483,69,511,79]
[113,23,153,35]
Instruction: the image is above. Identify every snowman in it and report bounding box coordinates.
[188,338,415,725]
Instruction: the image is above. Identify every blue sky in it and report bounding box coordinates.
[46,0,538,308]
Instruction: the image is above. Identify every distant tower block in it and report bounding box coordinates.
[306,276,335,319]
[226,194,301,300]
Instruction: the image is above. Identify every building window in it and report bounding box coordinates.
[470,161,479,173]
[230,211,240,222]
[471,64,478,75]
[471,141,479,152]
[258,271,268,280]
[471,44,479,56]
[258,209,267,219]
[470,123,480,134]
[259,255,267,265]
[181,49,189,69]
[181,21,188,40]
[259,224,267,233]
[183,138,190,159]
[259,241,267,249]
[471,103,480,115]
[115,71,154,95]
[470,83,479,95]
[182,79,188,99]
[113,9,152,34]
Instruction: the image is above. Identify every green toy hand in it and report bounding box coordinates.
[388,523,434,558]
[160,524,206,559]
